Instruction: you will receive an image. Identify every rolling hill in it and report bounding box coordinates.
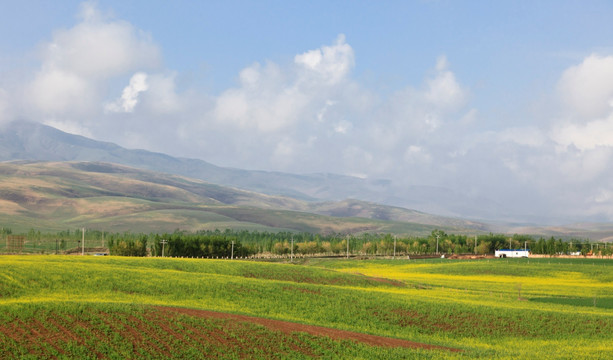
[0,161,487,235]
[1,121,611,240]
[0,120,506,220]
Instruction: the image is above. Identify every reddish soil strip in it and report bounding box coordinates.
[363,275,406,287]
[157,306,462,352]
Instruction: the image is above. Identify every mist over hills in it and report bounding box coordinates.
[2,121,613,240]
[0,160,488,235]
[1,121,507,221]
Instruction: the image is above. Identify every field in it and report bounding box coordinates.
[0,256,612,359]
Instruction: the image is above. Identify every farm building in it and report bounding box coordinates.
[495,249,530,258]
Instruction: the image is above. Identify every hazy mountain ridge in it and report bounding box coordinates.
[1,121,612,241]
[0,121,507,220]
[0,161,485,235]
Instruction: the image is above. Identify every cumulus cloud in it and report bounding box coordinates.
[551,115,613,150]
[205,39,475,187]
[551,56,613,152]
[25,1,160,120]
[43,2,160,78]
[540,54,613,214]
[443,52,613,221]
[294,34,354,86]
[141,73,184,114]
[105,72,148,113]
[557,54,613,120]
[214,61,308,132]
[424,56,467,110]
[29,69,93,116]
[213,35,354,133]
[364,57,470,156]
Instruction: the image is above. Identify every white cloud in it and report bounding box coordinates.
[470,53,613,216]
[105,72,148,113]
[365,57,470,156]
[213,36,354,133]
[294,34,354,86]
[557,146,612,182]
[26,1,160,118]
[42,2,159,79]
[557,54,613,120]
[141,73,184,113]
[551,115,613,150]
[29,69,94,115]
[424,56,467,110]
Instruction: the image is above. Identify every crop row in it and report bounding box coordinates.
[0,303,449,359]
[0,256,612,358]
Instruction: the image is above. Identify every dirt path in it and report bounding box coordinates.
[158,306,462,352]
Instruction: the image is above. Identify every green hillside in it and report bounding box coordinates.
[0,161,482,235]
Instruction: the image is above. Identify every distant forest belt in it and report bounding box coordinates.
[158,306,462,352]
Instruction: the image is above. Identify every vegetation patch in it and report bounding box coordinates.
[530,296,613,309]
[0,255,611,359]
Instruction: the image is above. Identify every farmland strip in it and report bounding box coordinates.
[157,306,462,352]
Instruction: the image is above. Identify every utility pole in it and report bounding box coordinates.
[346,236,349,259]
[161,239,167,257]
[81,228,85,256]
[393,236,396,259]
[231,241,235,260]
[509,238,512,249]
[474,235,477,254]
[436,234,440,255]
[524,241,527,251]
[290,236,294,262]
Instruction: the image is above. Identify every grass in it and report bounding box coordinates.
[0,256,611,358]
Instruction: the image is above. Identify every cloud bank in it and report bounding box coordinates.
[3,2,613,222]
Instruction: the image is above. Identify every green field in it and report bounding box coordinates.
[0,256,611,359]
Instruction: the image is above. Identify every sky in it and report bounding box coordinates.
[1,0,613,222]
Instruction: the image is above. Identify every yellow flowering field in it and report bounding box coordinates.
[0,255,611,358]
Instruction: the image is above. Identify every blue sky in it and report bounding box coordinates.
[2,1,613,222]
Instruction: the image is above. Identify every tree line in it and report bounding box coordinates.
[104,229,611,257]
[1,227,611,257]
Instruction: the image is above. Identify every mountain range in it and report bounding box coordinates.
[1,121,504,219]
[1,120,612,240]
[0,160,488,235]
